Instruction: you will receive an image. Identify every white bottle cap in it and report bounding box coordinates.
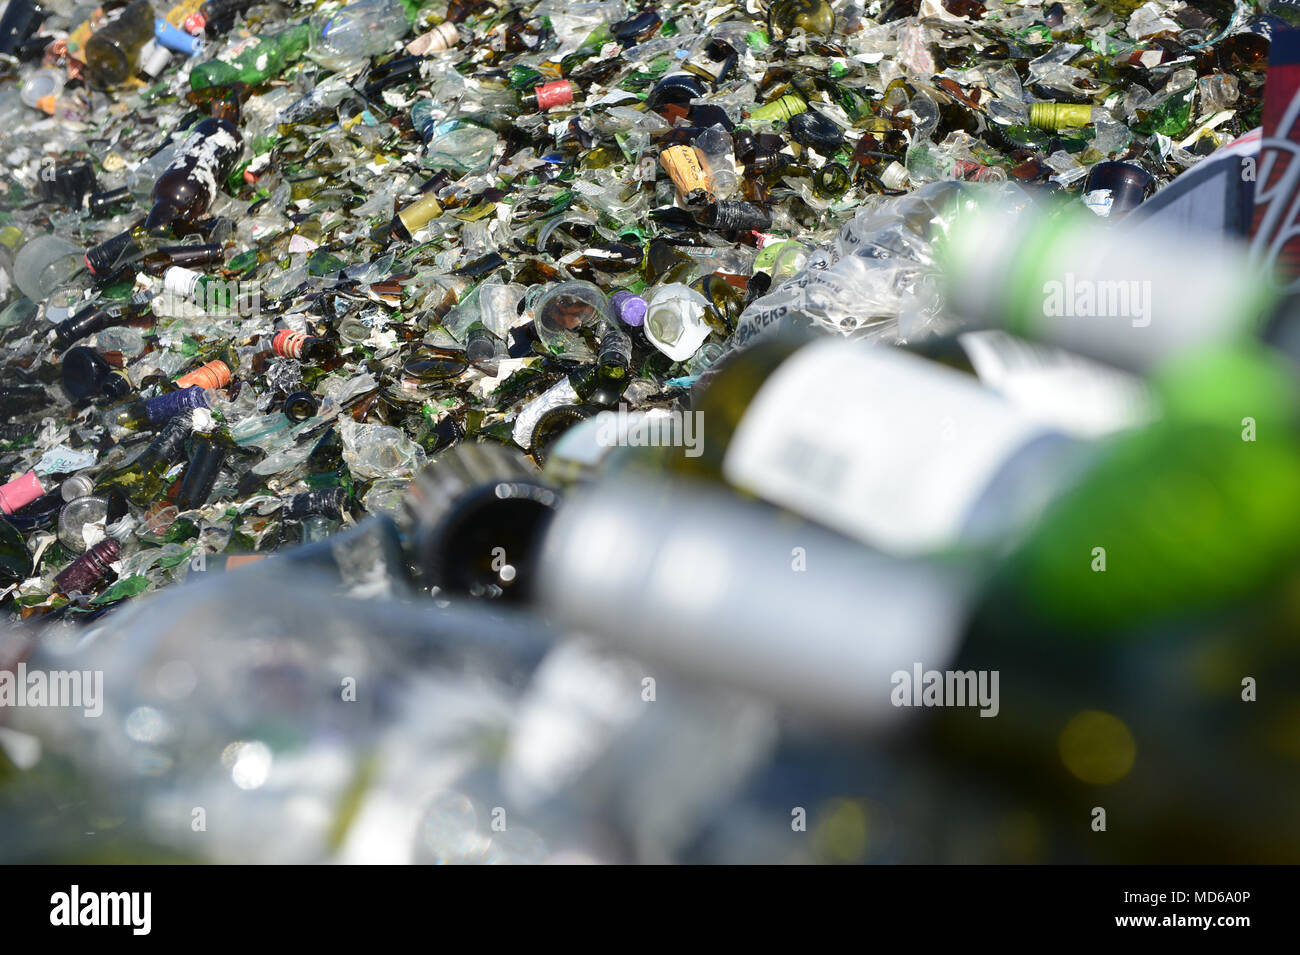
[163,265,202,297]
[880,161,909,191]
[140,40,174,79]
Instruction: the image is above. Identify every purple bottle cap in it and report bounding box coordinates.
[54,538,121,594]
[145,386,209,425]
[610,290,648,328]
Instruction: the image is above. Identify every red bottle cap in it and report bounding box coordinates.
[535,80,575,111]
[273,329,307,359]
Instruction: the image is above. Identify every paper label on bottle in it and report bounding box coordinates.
[958,330,1154,437]
[722,339,1049,555]
[34,445,98,477]
[1082,188,1114,217]
[216,35,259,64]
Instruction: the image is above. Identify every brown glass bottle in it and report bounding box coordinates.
[140,243,225,276]
[144,94,244,230]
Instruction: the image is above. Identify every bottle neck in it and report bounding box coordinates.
[144,200,185,231]
[146,416,194,466]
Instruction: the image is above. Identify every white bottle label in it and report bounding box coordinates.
[722,339,1050,555]
[958,330,1154,437]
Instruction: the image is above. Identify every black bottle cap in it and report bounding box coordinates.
[699,199,772,235]
[151,414,195,463]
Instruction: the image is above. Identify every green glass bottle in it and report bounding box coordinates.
[569,326,632,407]
[0,516,31,587]
[106,385,211,436]
[95,413,194,506]
[84,0,156,88]
[767,0,835,40]
[189,21,312,90]
[177,426,234,511]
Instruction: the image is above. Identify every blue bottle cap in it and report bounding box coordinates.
[155,18,203,56]
[146,385,209,425]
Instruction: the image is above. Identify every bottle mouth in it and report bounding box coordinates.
[85,43,131,88]
[19,69,63,108]
[466,338,496,364]
[420,480,561,602]
[60,346,111,404]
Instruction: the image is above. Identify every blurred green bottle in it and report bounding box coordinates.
[189,22,311,90]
